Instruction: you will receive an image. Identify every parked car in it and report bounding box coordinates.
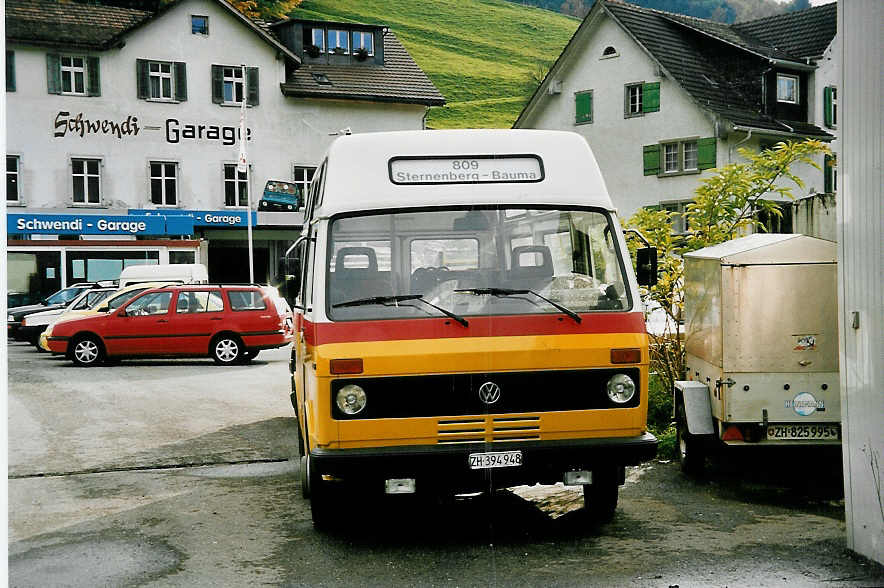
[258,180,301,211]
[39,282,175,352]
[18,287,116,349]
[7,283,102,340]
[46,285,293,366]
[8,291,40,309]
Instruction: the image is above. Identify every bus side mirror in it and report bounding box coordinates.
[636,247,658,286]
[284,256,302,300]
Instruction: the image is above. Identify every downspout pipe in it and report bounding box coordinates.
[729,128,753,163]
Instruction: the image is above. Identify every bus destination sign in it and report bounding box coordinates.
[390,155,544,185]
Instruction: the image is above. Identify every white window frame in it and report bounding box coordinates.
[661,139,699,175]
[7,155,22,204]
[829,86,838,127]
[150,161,178,207]
[71,157,102,206]
[191,15,209,36]
[352,31,374,55]
[626,83,643,116]
[660,200,692,234]
[292,165,317,198]
[223,163,249,208]
[222,66,244,105]
[60,55,87,96]
[777,73,799,104]
[148,61,174,101]
[327,29,350,54]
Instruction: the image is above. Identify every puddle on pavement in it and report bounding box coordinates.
[9,533,181,587]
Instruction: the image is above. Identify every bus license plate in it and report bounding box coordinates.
[767,424,840,440]
[468,451,523,469]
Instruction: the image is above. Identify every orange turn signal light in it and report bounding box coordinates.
[330,358,363,375]
[611,348,641,364]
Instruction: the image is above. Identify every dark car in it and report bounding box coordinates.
[7,283,100,340]
[258,180,301,211]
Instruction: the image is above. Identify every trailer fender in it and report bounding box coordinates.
[674,381,714,435]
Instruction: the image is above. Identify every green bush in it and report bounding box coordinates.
[652,423,678,461]
[647,373,672,432]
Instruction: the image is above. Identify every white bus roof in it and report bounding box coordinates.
[317,130,616,217]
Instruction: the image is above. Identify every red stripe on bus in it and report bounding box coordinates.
[302,312,646,346]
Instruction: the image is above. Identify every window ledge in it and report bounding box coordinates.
[574,120,593,126]
[6,201,26,207]
[657,169,701,178]
[146,98,181,104]
[69,203,108,208]
[220,102,252,108]
[624,112,644,119]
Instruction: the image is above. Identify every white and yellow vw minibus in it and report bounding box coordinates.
[288,130,658,527]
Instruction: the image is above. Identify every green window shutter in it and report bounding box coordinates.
[46,53,61,94]
[697,137,716,170]
[136,59,149,99]
[823,86,833,128]
[575,91,592,124]
[6,51,15,92]
[86,56,100,96]
[211,64,223,104]
[824,153,833,193]
[642,82,660,112]
[246,67,259,106]
[643,144,661,176]
[174,62,187,101]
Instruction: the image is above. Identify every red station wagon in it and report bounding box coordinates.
[46,285,293,366]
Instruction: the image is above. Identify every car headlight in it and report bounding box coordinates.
[8,315,14,322]
[336,384,367,415]
[606,373,636,404]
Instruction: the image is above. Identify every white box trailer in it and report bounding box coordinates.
[674,234,840,474]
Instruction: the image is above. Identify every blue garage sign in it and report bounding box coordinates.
[130,209,257,228]
[9,213,167,236]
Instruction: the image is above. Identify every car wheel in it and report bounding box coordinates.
[677,402,706,476]
[583,467,619,524]
[211,335,243,365]
[70,335,104,367]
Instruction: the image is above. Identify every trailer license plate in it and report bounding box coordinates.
[468,451,523,469]
[767,424,840,440]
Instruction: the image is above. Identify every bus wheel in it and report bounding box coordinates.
[300,454,311,499]
[583,467,619,524]
[677,402,706,476]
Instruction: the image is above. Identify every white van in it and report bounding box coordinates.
[118,263,209,287]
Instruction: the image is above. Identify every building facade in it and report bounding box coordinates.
[5,0,443,297]
[515,0,837,232]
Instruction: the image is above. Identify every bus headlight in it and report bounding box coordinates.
[336,384,367,415]
[606,373,636,404]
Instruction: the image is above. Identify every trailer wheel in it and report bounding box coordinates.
[583,467,619,524]
[677,402,706,476]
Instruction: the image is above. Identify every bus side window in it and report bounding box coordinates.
[303,160,326,224]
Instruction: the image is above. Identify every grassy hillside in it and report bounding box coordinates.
[288,0,579,129]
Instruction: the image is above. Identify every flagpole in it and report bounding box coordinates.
[239,63,254,284]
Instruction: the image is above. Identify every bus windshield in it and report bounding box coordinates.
[326,207,630,321]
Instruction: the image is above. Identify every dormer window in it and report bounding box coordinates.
[776,73,799,104]
[601,46,618,59]
[311,28,325,52]
[327,29,349,54]
[352,31,374,55]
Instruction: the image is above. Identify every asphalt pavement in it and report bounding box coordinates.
[7,341,884,587]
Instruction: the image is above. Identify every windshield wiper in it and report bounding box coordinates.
[454,287,582,324]
[332,295,469,327]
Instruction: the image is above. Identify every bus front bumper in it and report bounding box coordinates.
[310,433,657,492]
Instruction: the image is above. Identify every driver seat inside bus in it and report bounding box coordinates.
[331,247,389,304]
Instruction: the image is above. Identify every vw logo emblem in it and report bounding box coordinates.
[478,381,502,405]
